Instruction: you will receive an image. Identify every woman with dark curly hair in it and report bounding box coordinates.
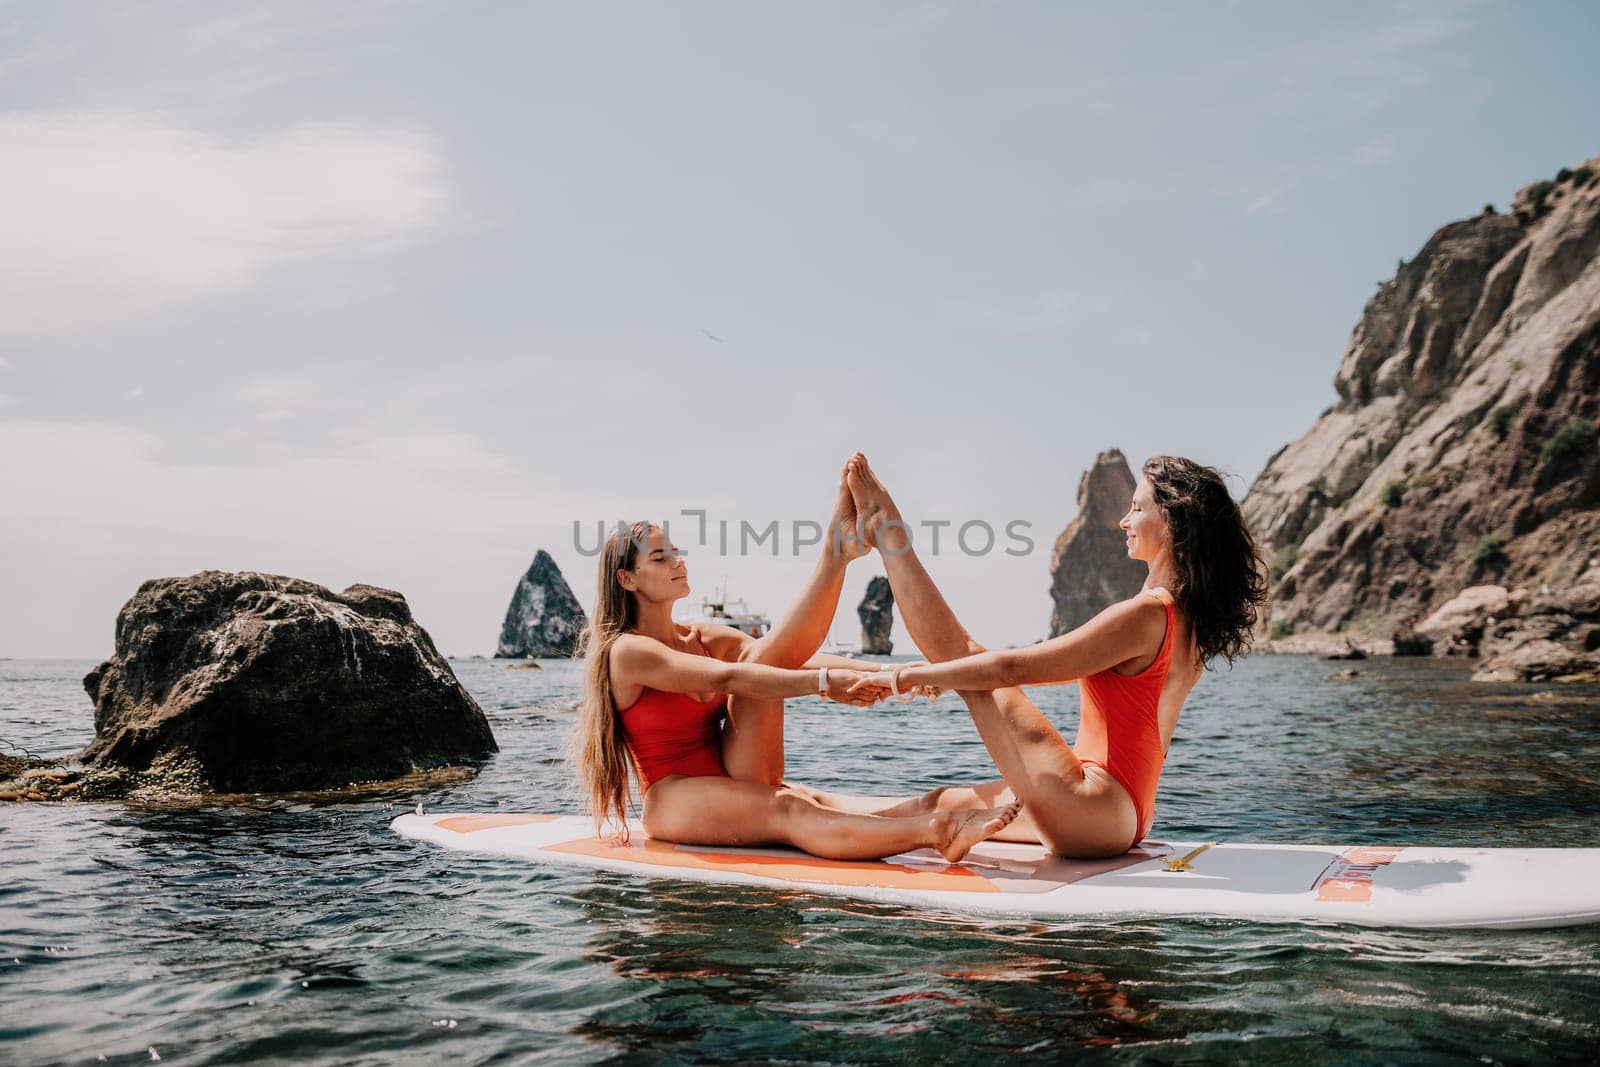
[825,452,1268,858]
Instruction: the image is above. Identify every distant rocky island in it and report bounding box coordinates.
[1049,449,1146,637]
[858,576,894,655]
[497,550,586,658]
[1244,155,1600,682]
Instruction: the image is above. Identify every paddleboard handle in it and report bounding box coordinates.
[1165,843,1217,873]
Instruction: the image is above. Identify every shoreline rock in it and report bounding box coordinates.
[1257,633,1397,658]
[76,571,497,798]
[1472,570,1600,681]
[1413,585,1518,657]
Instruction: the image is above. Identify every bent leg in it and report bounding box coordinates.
[719,696,787,785]
[847,456,1137,856]
[723,553,844,783]
[723,464,861,784]
[802,780,1046,844]
[641,775,1018,862]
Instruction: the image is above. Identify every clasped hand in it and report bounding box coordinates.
[822,662,943,706]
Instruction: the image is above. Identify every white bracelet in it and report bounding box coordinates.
[818,666,829,699]
[892,666,919,704]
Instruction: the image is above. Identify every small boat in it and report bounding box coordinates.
[688,586,770,638]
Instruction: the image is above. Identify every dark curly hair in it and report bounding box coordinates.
[1142,456,1268,669]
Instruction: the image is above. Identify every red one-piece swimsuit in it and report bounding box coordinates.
[619,646,729,790]
[1073,587,1178,849]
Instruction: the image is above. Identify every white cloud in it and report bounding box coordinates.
[0,111,445,337]
[0,417,634,656]
[232,370,477,437]
[0,419,604,559]
[0,419,616,545]
[129,385,143,398]
[0,3,419,118]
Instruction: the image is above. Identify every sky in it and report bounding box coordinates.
[2,1,1598,659]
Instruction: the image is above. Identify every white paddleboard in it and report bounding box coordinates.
[392,812,1600,929]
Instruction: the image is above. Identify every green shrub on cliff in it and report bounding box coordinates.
[1379,479,1405,508]
[1472,534,1508,568]
[1269,544,1300,582]
[1540,417,1598,464]
[1487,403,1520,440]
[1269,620,1294,640]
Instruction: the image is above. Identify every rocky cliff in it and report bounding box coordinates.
[1244,156,1600,680]
[497,550,586,658]
[858,575,894,655]
[1049,449,1147,636]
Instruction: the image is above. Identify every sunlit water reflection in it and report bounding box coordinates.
[3,655,1599,1062]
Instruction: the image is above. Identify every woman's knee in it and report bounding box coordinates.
[768,786,814,820]
[639,796,671,840]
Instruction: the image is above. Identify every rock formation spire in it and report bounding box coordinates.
[1049,449,1146,637]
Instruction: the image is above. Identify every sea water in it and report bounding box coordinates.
[3,655,1598,1063]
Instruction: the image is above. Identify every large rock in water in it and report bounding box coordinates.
[1049,449,1146,636]
[79,572,496,794]
[858,576,894,655]
[496,550,586,658]
[1244,155,1600,675]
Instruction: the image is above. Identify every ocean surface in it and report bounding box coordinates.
[3,653,1599,1064]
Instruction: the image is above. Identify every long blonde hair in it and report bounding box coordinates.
[574,520,651,835]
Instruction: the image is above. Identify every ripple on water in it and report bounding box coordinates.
[2,655,1600,1063]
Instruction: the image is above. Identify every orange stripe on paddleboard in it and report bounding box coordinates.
[1314,845,1406,903]
[436,813,561,833]
[546,836,999,893]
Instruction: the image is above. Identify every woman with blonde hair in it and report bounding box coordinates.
[573,463,1019,863]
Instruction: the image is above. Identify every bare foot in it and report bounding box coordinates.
[826,459,868,562]
[935,801,1022,863]
[844,453,911,555]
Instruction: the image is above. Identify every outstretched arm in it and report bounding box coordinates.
[612,635,889,705]
[886,598,1166,693]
